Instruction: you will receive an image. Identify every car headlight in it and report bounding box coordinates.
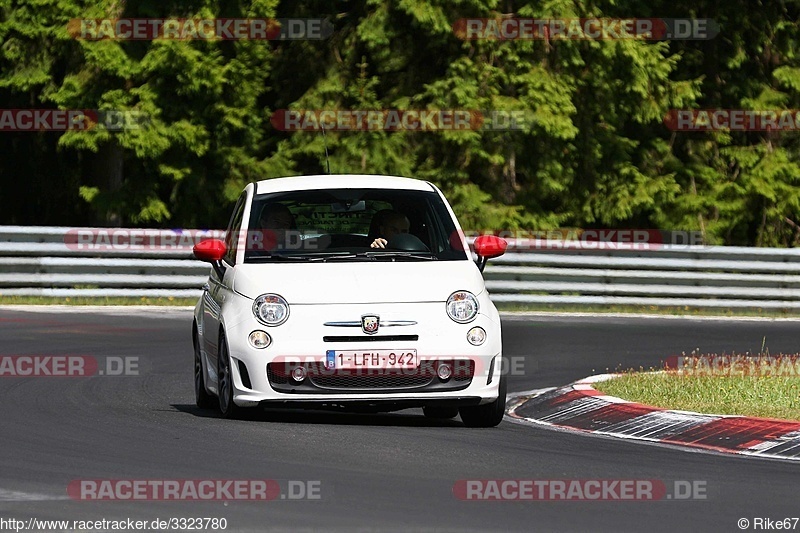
[252,294,290,326]
[446,291,479,323]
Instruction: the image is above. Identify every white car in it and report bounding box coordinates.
[191,174,508,426]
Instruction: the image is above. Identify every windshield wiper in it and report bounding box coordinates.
[250,251,438,262]
[307,252,376,262]
[247,253,325,262]
[365,251,438,261]
[309,251,438,262]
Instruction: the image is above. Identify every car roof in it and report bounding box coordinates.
[254,174,436,195]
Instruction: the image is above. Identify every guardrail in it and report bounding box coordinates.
[1,225,799,309]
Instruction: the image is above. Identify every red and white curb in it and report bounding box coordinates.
[506,374,800,461]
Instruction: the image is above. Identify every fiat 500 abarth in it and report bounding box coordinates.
[191,174,508,426]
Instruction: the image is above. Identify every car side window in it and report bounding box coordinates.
[224,193,247,266]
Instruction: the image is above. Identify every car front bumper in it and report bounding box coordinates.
[218,299,503,407]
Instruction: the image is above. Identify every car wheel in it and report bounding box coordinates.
[193,326,215,409]
[423,406,460,419]
[217,332,245,419]
[459,375,507,428]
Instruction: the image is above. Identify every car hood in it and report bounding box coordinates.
[232,260,485,304]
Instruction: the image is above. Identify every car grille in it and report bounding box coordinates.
[322,335,419,342]
[267,360,474,393]
[312,372,432,390]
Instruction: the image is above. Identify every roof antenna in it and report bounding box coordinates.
[321,123,331,174]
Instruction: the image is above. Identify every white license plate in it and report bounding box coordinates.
[326,349,418,370]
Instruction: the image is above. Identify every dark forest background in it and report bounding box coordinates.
[1,1,799,246]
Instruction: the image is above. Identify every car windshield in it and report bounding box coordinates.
[243,188,468,262]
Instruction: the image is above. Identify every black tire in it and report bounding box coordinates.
[193,326,215,409]
[423,406,460,419]
[459,375,507,428]
[217,332,246,419]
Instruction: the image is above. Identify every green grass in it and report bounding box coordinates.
[595,372,800,421]
[0,295,196,306]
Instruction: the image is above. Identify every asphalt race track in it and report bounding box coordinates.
[1,307,799,532]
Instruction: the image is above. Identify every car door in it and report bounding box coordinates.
[203,192,247,378]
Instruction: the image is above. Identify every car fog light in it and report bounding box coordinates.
[248,330,271,349]
[437,362,453,381]
[467,327,486,346]
[290,366,307,383]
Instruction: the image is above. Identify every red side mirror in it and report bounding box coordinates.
[473,235,507,259]
[193,239,227,262]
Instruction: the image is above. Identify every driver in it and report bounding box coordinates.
[370,210,410,248]
[258,203,295,251]
[260,203,294,230]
